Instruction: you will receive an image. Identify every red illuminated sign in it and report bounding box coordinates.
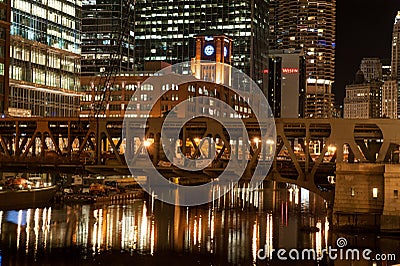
[282,68,299,74]
[263,68,299,74]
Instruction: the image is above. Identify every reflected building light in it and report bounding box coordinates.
[34,208,40,256]
[198,216,202,246]
[98,209,103,252]
[106,209,112,249]
[254,188,259,208]
[44,207,52,251]
[324,217,329,247]
[249,185,253,205]
[210,211,215,247]
[78,205,90,248]
[266,213,273,259]
[151,191,155,214]
[316,221,322,258]
[288,186,293,203]
[133,217,138,251]
[301,188,310,209]
[193,218,198,246]
[252,221,258,264]
[0,211,3,239]
[17,210,23,250]
[25,209,31,255]
[150,220,155,255]
[121,209,126,250]
[185,207,190,250]
[294,186,299,205]
[140,204,148,250]
[92,209,98,253]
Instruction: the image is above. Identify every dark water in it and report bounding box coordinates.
[0,182,399,265]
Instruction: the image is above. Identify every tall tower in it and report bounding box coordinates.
[0,0,10,116]
[269,0,336,118]
[192,35,232,85]
[391,11,400,118]
[134,0,269,90]
[9,0,81,117]
[81,0,135,76]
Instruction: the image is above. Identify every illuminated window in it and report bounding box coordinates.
[351,188,355,197]
[372,188,378,199]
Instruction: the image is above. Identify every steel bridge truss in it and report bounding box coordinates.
[1,117,399,198]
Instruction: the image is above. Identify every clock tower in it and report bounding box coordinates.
[192,34,232,86]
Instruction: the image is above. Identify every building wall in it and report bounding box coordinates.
[266,49,306,118]
[382,79,397,119]
[344,82,381,119]
[81,0,135,76]
[333,163,384,228]
[269,0,336,118]
[80,75,252,119]
[360,57,382,82]
[134,0,269,90]
[391,12,400,118]
[9,0,81,117]
[0,0,10,115]
[381,164,400,231]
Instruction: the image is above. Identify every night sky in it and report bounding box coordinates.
[335,0,400,105]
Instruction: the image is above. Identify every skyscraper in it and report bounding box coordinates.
[269,0,336,118]
[134,0,269,88]
[9,0,81,117]
[391,11,400,118]
[81,0,135,76]
[360,57,382,82]
[0,0,10,116]
[344,71,381,119]
[266,49,306,118]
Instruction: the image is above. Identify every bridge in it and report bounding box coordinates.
[0,117,399,200]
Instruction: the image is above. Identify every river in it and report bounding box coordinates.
[0,181,399,265]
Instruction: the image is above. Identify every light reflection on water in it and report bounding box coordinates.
[0,182,399,265]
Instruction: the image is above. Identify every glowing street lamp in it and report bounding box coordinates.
[144,139,152,147]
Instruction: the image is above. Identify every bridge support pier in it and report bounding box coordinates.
[381,164,400,232]
[333,163,384,230]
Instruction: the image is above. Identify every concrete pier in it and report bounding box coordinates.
[381,164,400,232]
[333,163,384,230]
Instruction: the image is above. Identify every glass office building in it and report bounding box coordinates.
[8,0,81,117]
[134,0,269,89]
[81,0,135,76]
[0,0,10,116]
[269,0,336,118]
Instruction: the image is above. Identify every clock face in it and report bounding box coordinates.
[204,44,215,56]
[224,46,228,57]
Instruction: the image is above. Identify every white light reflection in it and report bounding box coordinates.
[106,207,112,249]
[17,210,23,250]
[185,207,190,250]
[316,221,322,258]
[266,213,273,260]
[34,208,40,258]
[139,203,148,250]
[0,211,3,239]
[92,209,98,253]
[193,218,197,245]
[198,216,202,246]
[98,209,103,251]
[44,207,51,251]
[324,217,329,248]
[294,186,299,205]
[150,220,155,255]
[25,209,31,254]
[252,221,258,265]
